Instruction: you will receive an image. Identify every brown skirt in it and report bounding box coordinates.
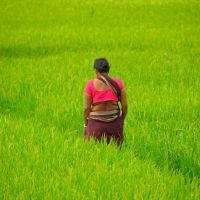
[84,115,124,146]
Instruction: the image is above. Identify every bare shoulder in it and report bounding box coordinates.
[86,79,94,85]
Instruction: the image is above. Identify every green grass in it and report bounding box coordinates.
[0,0,200,199]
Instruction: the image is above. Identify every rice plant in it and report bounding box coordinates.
[0,0,199,199]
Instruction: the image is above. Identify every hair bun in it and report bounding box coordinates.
[94,58,110,73]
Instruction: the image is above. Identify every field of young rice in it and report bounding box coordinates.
[0,0,200,199]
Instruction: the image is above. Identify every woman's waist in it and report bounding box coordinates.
[88,109,121,123]
[90,109,120,116]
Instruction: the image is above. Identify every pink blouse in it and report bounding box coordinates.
[84,78,124,104]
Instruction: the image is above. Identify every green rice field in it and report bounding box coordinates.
[0,0,200,199]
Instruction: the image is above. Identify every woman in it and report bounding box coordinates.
[84,58,128,146]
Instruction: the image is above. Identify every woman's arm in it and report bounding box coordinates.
[84,93,92,126]
[120,89,128,119]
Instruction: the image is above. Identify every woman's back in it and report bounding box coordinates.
[92,78,121,111]
[85,78,124,107]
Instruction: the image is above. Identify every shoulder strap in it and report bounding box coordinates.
[98,74,121,101]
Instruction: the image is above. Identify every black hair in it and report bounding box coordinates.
[94,58,110,73]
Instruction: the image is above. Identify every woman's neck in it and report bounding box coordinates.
[96,72,108,78]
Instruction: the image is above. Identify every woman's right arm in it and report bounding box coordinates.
[84,93,92,126]
[84,80,93,126]
[120,89,128,119]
